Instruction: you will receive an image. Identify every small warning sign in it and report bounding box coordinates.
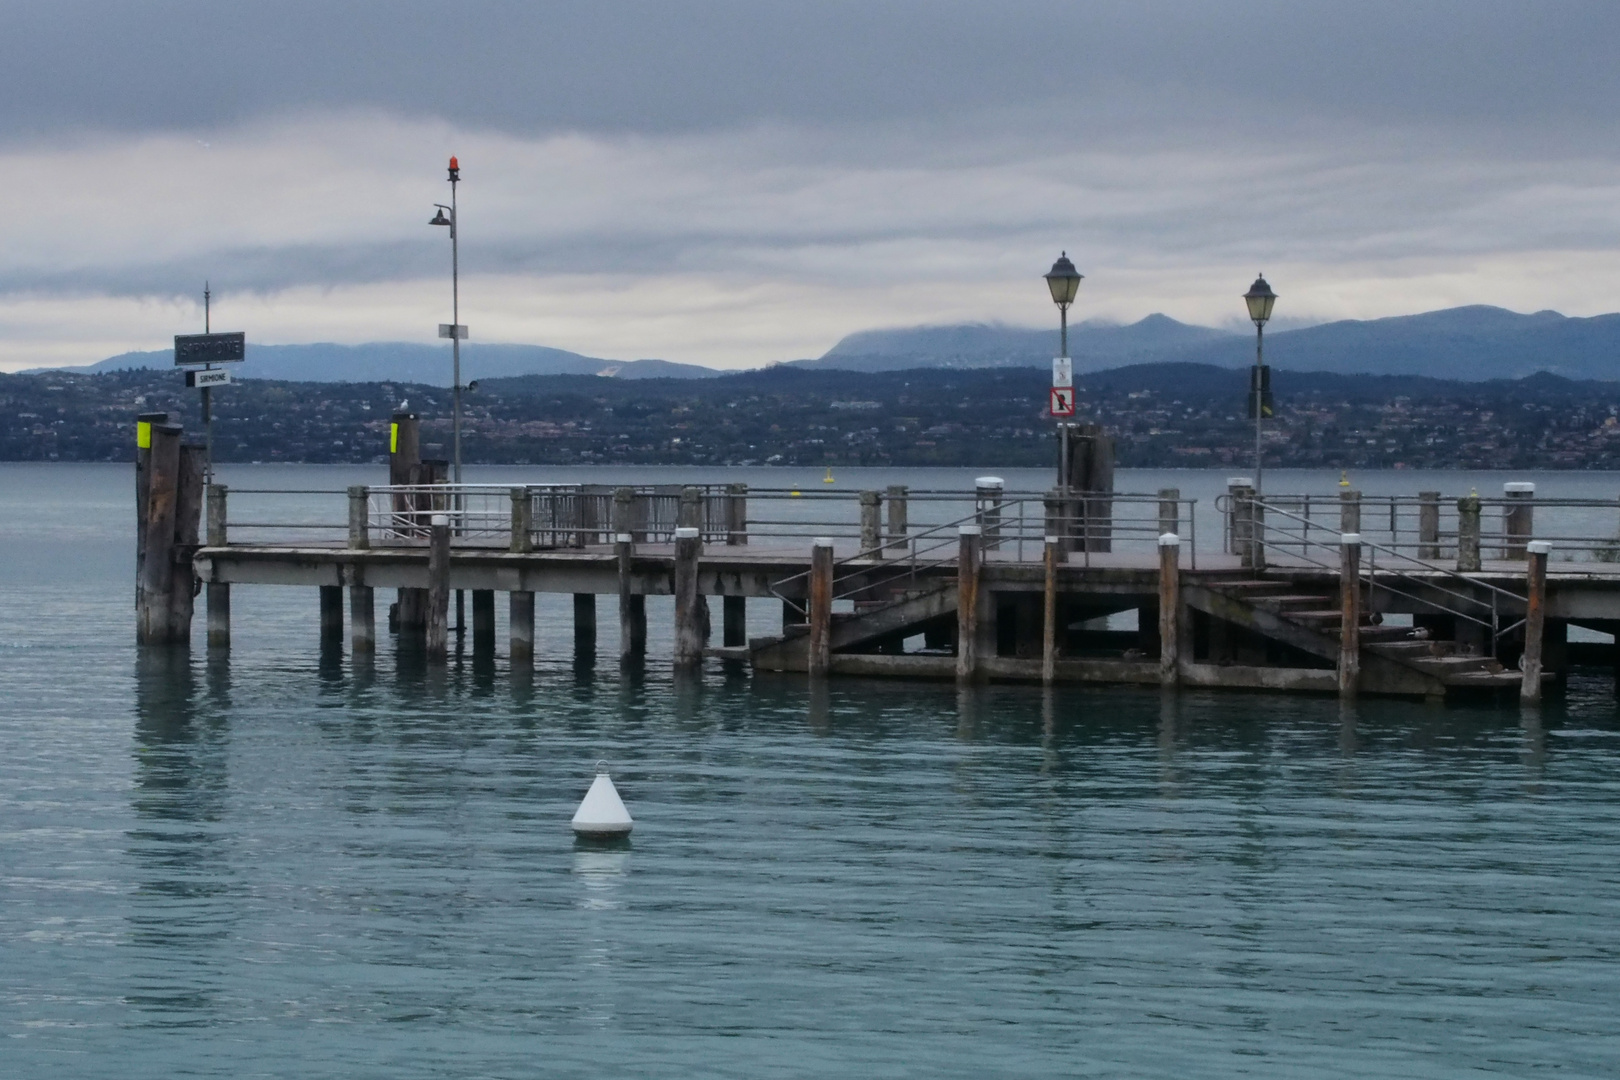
[1050,386,1076,417]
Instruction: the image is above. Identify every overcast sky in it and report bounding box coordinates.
[1,0,1616,370]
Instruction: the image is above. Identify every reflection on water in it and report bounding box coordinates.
[7,465,1620,1075]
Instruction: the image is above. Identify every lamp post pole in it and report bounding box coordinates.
[1242,273,1278,495]
[1044,252,1083,490]
[448,161,462,485]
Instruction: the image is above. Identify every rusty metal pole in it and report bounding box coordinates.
[1522,540,1550,703]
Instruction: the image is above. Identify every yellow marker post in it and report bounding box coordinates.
[137,421,152,449]
[390,423,399,454]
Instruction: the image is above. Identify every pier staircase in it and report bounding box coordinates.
[1189,578,1524,694]
[749,579,958,670]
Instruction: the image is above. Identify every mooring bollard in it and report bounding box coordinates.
[1340,488,1361,535]
[1227,479,1255,569]
[957,525,983,682]
[426,513,450,662]
[726,483,748,546]
[808,538,834,677]
[347,485,369,550]
[1339,533,1362,698]
[1457,493,1482,572]
[1504,482,1535,560]
[975,477,1004,551]
[1522,540,1550,702]
[672,526,703,669]
[1159,533,1181,688]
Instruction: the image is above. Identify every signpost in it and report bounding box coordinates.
[173,286,244,486]
[1050,386,1076,417]
[1051,355,1076,486]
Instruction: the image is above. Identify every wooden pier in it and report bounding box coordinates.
[138,411,1620,700]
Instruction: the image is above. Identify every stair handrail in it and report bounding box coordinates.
[1252,496,1527,649]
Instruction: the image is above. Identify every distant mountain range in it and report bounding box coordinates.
[809,306,1620,382]
[32,342,718,382]
[25,304,1620,384]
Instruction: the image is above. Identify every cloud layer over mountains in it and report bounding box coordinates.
[1,2,1617,372]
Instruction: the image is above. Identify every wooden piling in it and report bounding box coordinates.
[166,443,203,643]
[473,590,495,653]
[859,490,882,556]
[1339,533,1362,698]
[678,486,702,531]
[134,411,167,601]
[976,477,1004,551]
[808,538,834,676]
[1158,488,1180,537]
[1159,532,1181,687]
[206,483,229,649]
[1042,534,1058,686]
[1457,494,1482,572]
[510,590,534,663]
[723,595,747,648]
[1418,491,1440,560]
[1340,488,1361,534]
[957,526,983,682]
[886,485,908,552]
[508,487,532,554]
[614,533,643,663]
[1504,482,1535,560]
[673,526,704,669]
[1522,540,1549,702]
[320,585,344,645]
[425,514,450,662]
[1229,481,1256,570]
[137,422,181,644]
[347,485,369,550]
[574,593,597,659]
[350,585,375,653]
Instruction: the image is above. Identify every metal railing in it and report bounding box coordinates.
[1251,496,1528,656]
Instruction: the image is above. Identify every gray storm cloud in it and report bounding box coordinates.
[0,2,1615,369]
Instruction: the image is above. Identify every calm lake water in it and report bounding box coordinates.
[4,464,1620,1078]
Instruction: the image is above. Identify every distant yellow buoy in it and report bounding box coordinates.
[824,467,835,484]
[1339,471,1350,488]
[790,490,801,497]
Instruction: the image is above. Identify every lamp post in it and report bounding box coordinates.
[1045,252,1083,489]
[429,156,464,485]
[1243,273,1277,494]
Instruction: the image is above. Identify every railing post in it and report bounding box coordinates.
[808,538,834,677]
[859,490,882,557]
[1159,533,1181,687]
[425,513,450,662]
[1418,490,1441,560]
[1042,534,1058,686]
[1504,482,1535,560]
[1157,488,1180,537]
[886,485,909,553]
[957,525,983,682]
[510,486,533,554]
[726,482,748,546]
[1339,533,1361,698]
[975,477,1004,551]
[673,526,703,670]
[1457,493,1482,572]
[1522,540,1550,702]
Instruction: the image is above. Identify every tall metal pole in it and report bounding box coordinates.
[1058,301,1069,490]
[1253,321,1264,496]
[202,283,214,487]
[449,172,461,486]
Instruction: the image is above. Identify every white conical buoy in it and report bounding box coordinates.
[572,762,633,838]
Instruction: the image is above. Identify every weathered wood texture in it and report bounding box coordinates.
[1339,537,1361,698]
[808,539,834,677]
[510,590,535,663]
[425,517,450,661]
[1159,534,1181,687]
[956,527,982,682]
[1522,541,1548,702]
[673,527,704,669]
